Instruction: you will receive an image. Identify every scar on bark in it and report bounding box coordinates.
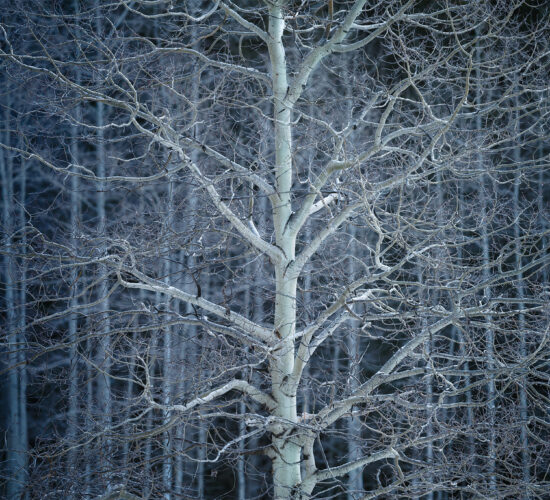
[325,0,333,38]
[283,259,294,276]
[191,272,201,298]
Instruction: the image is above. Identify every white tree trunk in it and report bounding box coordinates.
[237,258,253,500]
[18,151,29,500]
[174,275,186,495]
[513,125,529,497]
[418,265,434,500]
[67,79,80,491]
[266,4,301,497]
[480,178,497,496]
[162,175,175,500]
[347,230,364,499]
[85,322,93,497]
[2,98,26,500]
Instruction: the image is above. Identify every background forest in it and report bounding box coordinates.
[1,1,549,499]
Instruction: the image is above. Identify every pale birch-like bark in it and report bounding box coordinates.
[1,95,26,500]
[513,106,530,497]
[17,144,29,500]
[66,4,82,480]
[162,176,175,500]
